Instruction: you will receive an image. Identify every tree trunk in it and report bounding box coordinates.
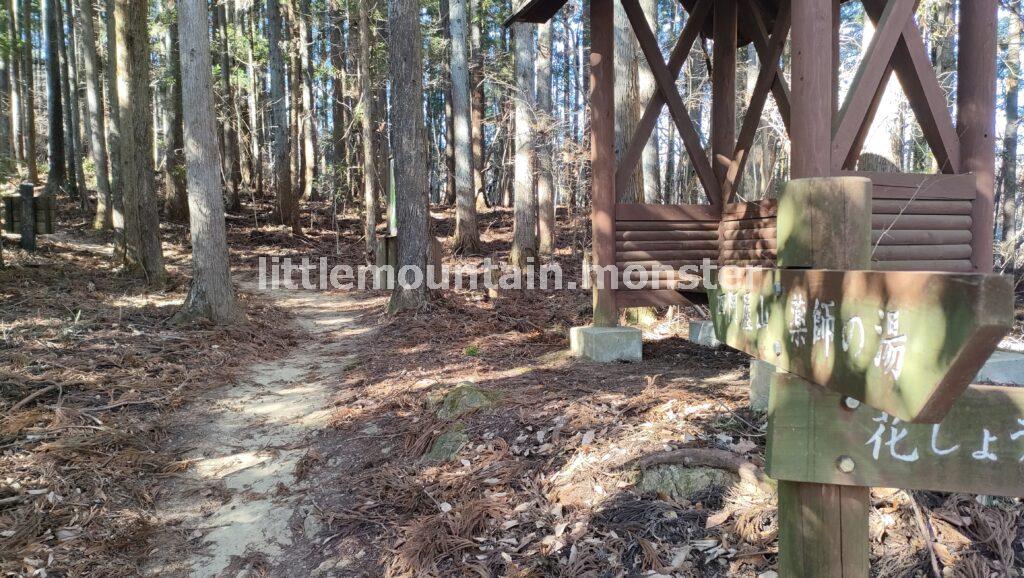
[218,0,242,209]
[536,21,556,256]
[330,0,346,196]
[20,0,37,183]
[638,0,660,203]
[43,0,67,196]
[1001,6,1020,268]
[440,0,456,206]
[358,0,378,260]
[116,0,166,284]
[0,7,10,162]
[59,0,86,206]
[105,0,123,232]
[163,0,188,222]
[268,0,300,233]
[449,0,480,253]
[613,0,641,202]
[469,0,485,211]
[245,7,262,196]
[5,0,20,163]
[510,22,537,269]
[297,0,316,201]
[387,0,429,312]
[174,0,241,324]
[80,0,113,229]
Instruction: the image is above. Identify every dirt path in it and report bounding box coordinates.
[149,282,376,577]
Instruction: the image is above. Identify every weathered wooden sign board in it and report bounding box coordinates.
[768,372,1024,496]
[708,266,1013,423]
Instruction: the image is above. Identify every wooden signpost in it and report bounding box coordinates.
[711,177,1017,576]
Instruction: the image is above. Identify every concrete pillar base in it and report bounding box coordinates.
[569,326,643,363]
[688,320,722,348]
[750,359,775,413]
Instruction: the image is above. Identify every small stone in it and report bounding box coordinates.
[435,382,499,421]
[758,571,779,578]
[423,427,470,462]
[360,424,381,436]
[311,558,337,577]
[303,512,324,538]
[637,466,738,502]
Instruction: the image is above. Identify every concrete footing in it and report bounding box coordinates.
[688,320,721,348]
[749,360,775,413]
[569,326,643,363]
[976,351,1024,385]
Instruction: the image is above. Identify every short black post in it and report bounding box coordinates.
[19,182,35,251]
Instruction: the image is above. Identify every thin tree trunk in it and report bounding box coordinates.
[387,0,429,312]
[613,0,641,202]
[510,22,537,268]
[246,7,262,196]
[268,0,300,233]
[21,0,37,183]
[174,0,241,324]
[330,0,347,195]
[450,0,480,253]
[297,0,316,201]
[440,0,456,206]
[63,0,87,200]
[0,6,10,161]
[218,0,241,208]
[1001,6,1020,267]
[536,21,555,256]
[638,0,660,203]
[105,0,123,232]
[56,0,82,205]
[43,0,67,196]
[469,0,485,211]
[116,0,166,284]
[5,0,20,162]
[358,0,378,259]
[80,0,113,229]
[164,0,187,221]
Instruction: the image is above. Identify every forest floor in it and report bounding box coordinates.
[2,200,1023,577]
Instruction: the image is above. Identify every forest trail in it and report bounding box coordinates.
[148,280,375,577]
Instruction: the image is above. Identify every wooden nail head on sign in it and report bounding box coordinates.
[709,267,1013,423]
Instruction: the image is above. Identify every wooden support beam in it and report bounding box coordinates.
[958,0,997,273]
[590,0,617,325]
[621,0,721,204]
[786,2,868,567]
[724,0,790,203]
[616,0,711,200]
[743,2,792,133]
[861,0,960,173]
[832,0,920,172]
[711,0,737,205]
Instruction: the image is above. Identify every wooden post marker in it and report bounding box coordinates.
[19,183,35,251]
[710,177,1015,576]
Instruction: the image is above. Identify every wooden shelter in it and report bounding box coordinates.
[507,0,997,328]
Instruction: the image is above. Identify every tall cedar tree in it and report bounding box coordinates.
[387,0,430,311]
[115,0,166,284]
[80,0,114,229]
[268,0,301,234]
[42,0,66,196]
[174,0,242,324]
[358,0,378,260]
[536,21,556,256]
[164,0,188,222]
[510,22,537,268]
[449,0,480,253]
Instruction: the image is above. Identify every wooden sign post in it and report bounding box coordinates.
[710,177,1015,576]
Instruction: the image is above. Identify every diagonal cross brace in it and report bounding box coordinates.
[723,0,791,203]
[616,0,719,204]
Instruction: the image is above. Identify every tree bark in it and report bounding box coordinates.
[439,0,456,206]
[163,0,188,222]
[268,0,300,233]
[536,21,556,256]
[115,0,166,284]
[218,0,242,209]
[387,0,430,312]
[469,0,485,210]
[510,22,537,269]
[80,0,113,229]
[105,0,123,232]
[59,0,85,206]
[245,6,262,196]
[5,0,20,162]
[1001,6,1020,269]
[174,0,242,324]
[43,0,67,196]
[358,0,378,260]
[296,0,316,201]
[449,0,480,253]
[638,0,660,203]
[20,0,37,183]
[0,6,10,161]
[613,0,641,202]
[330,0,347,195]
